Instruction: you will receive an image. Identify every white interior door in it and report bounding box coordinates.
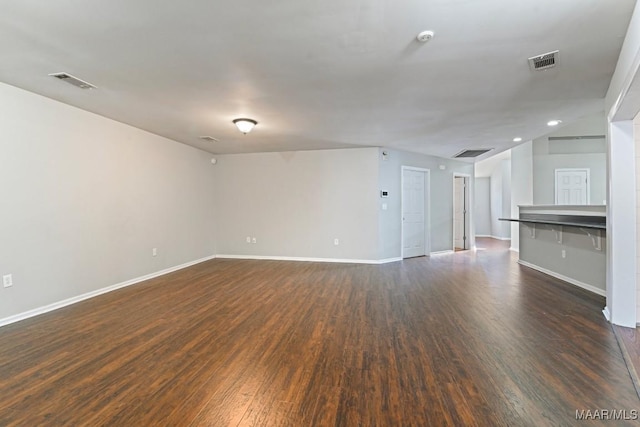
[454,177,466,249]
[555,169,589,205]
[402,168,426,258]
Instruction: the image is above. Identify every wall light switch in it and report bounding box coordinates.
[246,236,251,243]
[3,274,12,288]
[334,238,339,246]
[382,203,388,210]
[252,237,257,244]
[152,248,157,257]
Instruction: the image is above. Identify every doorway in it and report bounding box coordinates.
[555,168,590,205]
[453,175,470,251]
[401,166,430,258]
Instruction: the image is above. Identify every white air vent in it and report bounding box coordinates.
[548,135,605,141]
[528,50,559,71]
[199,136,219,142]
[49,72,96,89]
[453,149,493,158]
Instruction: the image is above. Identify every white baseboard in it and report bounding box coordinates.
[603,306,611,321]
[378,257,403,264]
[518,260,606,297]
[476,235,511,241]
[216,254,401,264]
[429,250,454,256]
[509,247,520,252]
[0,254,217,328]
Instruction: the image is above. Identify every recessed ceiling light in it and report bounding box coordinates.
[513,137,522,142]
[547,120,562,127]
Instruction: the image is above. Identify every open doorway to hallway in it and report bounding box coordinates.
[453,174,470,251]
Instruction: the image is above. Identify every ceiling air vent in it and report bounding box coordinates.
[453,149,493,158]
[199,136,219,142]
[49,72,96,89]
[548,135,605,141]
[528,50,559,71]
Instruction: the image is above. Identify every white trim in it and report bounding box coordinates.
[518,260,606,297]
[215,254,401,264]
[378,257,403,264]
[0,254,217,328]
[477,235,511,241]
[554,168,591,205]
[401,166,431,259]
[430,250,454,256]
[603,306,611,321]
[509,247,520,253]
[606,120,637,327]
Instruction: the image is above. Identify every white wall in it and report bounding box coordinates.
[532,114,607,205]
[489,159,511,240]
[607,120,637,326]
[377,149,474,256]
[510,141,533,251]
[606,1,640,116]
[474,178,491,236]
[532,150,606,205]
[634,113,640,323]
[214,148,380,261]
[501,159,512,238]
[0,82,217,321]
[605,0,640,326]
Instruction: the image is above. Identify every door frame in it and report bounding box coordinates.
[452,173,472,251]
[554,168,590,205]
[400,166,431,258]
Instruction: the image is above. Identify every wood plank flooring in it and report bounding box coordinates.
[0,238,638,426]
[613,325,640,399]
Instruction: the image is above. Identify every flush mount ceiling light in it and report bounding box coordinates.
[547,120,562,127]
[513,137,523,142]
[233,118,257,134]
[416,30,435,43]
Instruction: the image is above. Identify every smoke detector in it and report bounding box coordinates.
[416,30,434,43]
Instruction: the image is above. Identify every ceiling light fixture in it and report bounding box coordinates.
[547,120,562,127]
[416,30,435,43]
[513,137,522,142]
[233,118,257,134]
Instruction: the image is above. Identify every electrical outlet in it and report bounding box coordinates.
[152,248,158,257]
[334,238,339,246]
[3,274,13,288]
[561,249,566,259]
[252,237,257,244]
[246,236,251,243]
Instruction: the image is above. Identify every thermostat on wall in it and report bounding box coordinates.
[380,190,389,198]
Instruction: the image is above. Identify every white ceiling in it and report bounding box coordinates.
[0,0,635,160]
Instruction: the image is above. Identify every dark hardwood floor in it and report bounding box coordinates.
[0,238,638,426]
[614,325,640,399]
